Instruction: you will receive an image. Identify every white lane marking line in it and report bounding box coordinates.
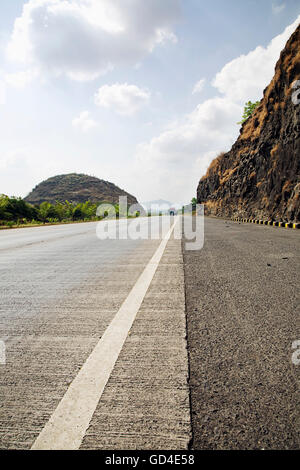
[31,217,179,450]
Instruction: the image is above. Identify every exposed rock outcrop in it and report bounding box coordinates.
[197,25,300,222]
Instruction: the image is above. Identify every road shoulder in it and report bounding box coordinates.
[183,217,299,450]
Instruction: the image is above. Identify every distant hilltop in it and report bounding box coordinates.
[24,173,139,206]
[197,24,300,222]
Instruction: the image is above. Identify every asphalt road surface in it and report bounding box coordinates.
[0,217,190,449]
[183,217,299,450]
[1,216,299,450]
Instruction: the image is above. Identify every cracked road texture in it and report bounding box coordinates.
[0,218,190,449]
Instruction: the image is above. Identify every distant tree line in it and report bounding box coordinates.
[0,195,121,227]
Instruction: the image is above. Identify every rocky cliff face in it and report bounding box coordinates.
[25,173,138,206]
[197,25,300,222]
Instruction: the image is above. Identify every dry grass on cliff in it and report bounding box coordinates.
[271,143,279,157]
[219,167,237,185]
[241,26,299,144]
[240,103,265,141]
[201,152,225,180]
[282,180,292,193]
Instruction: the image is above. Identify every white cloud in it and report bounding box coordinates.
[0,79,6,105]
[213,15,300,104]
[0,150,26,172]
[132,97,241,202]
[4,68,39,88]
[6,0,180,81]
[95,83,150,116]
[131,16,300,203]
[192,78,206,94]
[0,150,33,196]
[72,111,98,132]
[272,3,286,15]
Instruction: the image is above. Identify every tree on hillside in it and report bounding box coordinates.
[72,205,83,220]
[191,197,197,210]
[0,196,119,226]
[0,195,37,221]
[38,202,56,222]
[238,101,260,125]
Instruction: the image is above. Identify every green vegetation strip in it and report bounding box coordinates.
[0,194,142,229]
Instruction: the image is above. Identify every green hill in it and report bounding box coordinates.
[25,173,138,206]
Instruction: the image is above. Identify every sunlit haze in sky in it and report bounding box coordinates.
[0,0,299,204]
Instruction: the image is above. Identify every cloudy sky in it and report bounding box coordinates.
[0,0,299,204]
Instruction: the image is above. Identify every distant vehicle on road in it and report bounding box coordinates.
[169,208,176,216]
